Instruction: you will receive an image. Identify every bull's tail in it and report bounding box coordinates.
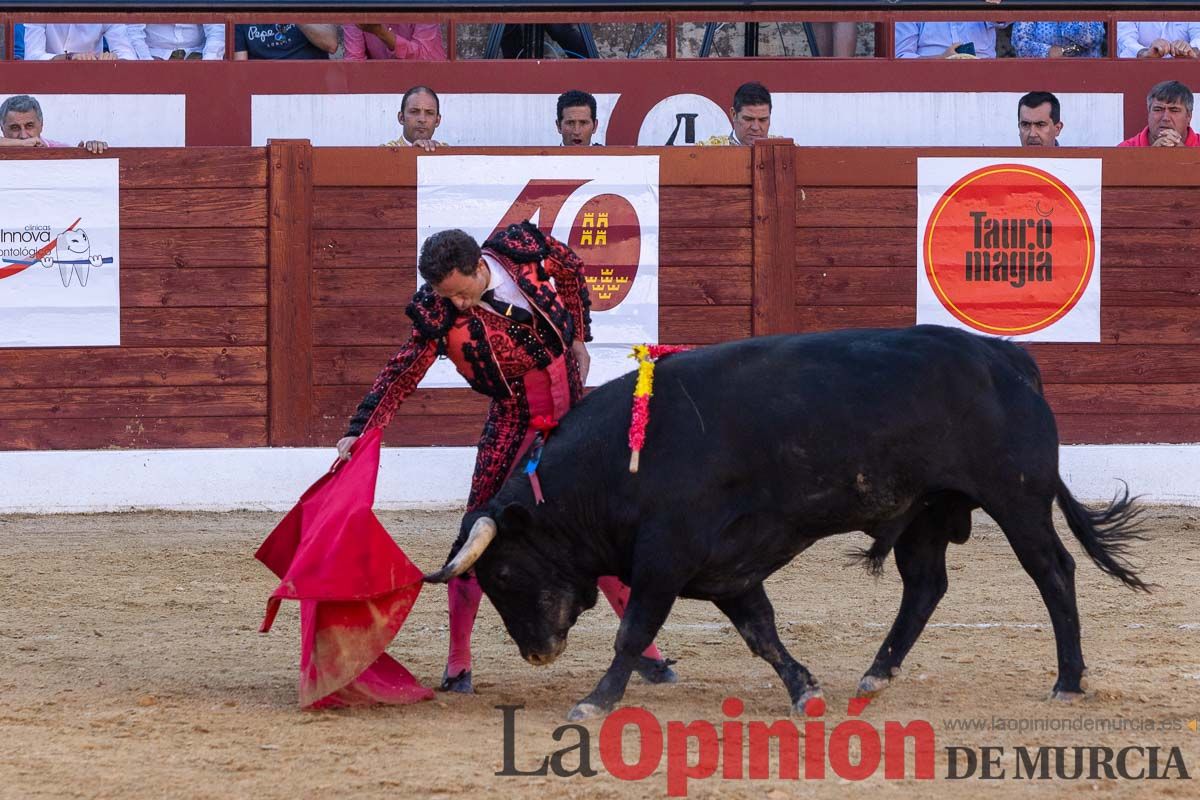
[1055,479,1150,592]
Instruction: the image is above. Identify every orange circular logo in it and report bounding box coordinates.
[924,164,1095,335]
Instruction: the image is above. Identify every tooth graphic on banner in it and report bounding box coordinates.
[53,228,95,287]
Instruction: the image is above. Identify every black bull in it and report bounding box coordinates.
[426,326,1147,721]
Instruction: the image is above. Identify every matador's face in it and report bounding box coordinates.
[433,259,490,312]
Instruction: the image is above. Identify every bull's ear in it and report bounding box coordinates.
[497,502,533,533]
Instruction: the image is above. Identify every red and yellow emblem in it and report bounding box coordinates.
[569,194,641,312]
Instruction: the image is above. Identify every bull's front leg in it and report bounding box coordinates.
[715,583,822,713]
[567,587,677,721]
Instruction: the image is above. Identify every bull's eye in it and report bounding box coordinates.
[493,566,514,589]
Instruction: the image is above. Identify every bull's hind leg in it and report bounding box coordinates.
[990,501,1086,699]
[858,520,951,696]
[715,583,821,713]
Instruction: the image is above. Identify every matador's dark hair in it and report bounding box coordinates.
[418,229,481,285]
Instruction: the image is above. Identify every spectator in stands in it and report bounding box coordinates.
[1117,22,1200,59]
[342,23,446,61]
[129,24,224,60]
[1012,22,1105,58]
[1017,91,1063,147]
[501,24,589,59]
[385,86,445,152]
[808,22,857,57]
[894,22,1006,59]
[233,24,338,60]
[1118,80,1199,147]
[700,81,772,146]
[556,90,600,146]
[13,24,25,60]
[0,95,108,154]
[21,23,137,60]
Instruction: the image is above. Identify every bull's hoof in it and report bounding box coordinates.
[857,666,900,697]
[567,702,607,722]
[438,669,474,694]
[635,656,679,685]
[856,674,891,697]
[792,687,824,715]
[1050,689,1085,702]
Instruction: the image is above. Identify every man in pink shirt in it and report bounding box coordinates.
[1118,80,1200,147]
[0,95,108,154]
[342,23,446,61]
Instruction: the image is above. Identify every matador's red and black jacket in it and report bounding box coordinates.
[345,222,593,437]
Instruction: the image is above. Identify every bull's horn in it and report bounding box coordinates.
[423,516,498,583]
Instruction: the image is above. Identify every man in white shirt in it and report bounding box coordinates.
[895,22,1006,59]
[21,24,137,60]
[1117,22,1200,59]
[128,24,225,60]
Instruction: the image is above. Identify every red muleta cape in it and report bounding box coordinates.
[255,428,433,708]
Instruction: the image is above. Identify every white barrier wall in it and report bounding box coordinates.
[0,94,186,147]
[0,90,1128,148]
[638,92,1124,147]
[775,92,1125,147]
[252,91,1124,148]
[0,444,1195,513]
[251,93,621,146]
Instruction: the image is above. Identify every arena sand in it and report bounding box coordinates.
[1,507,1197,799]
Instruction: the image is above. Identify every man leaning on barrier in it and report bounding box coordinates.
[128,23,225,60]
[0,95,108,154]
[233,23,338,61]
[1117,21,1200,59]
[20,23,136,61]
[385,85,446,152]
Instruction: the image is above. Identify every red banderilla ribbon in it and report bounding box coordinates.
[526,415,558,504]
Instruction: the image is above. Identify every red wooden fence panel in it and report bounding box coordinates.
[267,139,316,445]
[0,148,268,450]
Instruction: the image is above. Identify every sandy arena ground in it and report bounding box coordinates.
[1,506,1198,799]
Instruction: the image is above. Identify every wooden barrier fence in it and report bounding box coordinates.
[0,143,1195,451]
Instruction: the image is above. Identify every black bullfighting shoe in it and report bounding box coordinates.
[438,668,474,694]
[634,657,679,685]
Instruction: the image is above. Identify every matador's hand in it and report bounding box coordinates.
[572,340,590,386]
[336,435,359,461]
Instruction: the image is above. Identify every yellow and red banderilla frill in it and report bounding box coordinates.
[627,344,693,473]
